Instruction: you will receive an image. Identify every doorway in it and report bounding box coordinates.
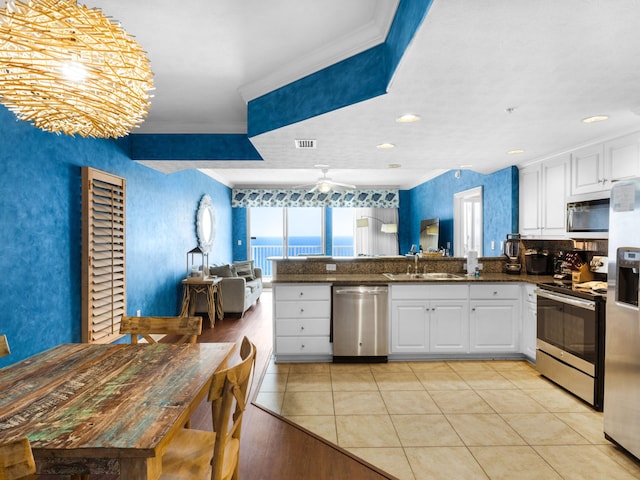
[454,186,483,257]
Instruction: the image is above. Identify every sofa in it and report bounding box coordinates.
[198,261,263,317]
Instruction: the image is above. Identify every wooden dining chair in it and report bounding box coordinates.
[119,316,203,344]
[0,437,38,480]
[0,334,10,358]
[159,336,257,480]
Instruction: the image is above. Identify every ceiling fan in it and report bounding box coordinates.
[296,166,356,193]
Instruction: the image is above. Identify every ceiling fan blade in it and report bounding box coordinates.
[329,181,356,189]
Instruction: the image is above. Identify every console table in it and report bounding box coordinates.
[180,276,223,328]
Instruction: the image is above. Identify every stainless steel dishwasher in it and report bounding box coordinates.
[332,285,388,362]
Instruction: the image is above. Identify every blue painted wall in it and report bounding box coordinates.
[232,208,248,261]
[402,167,519,257]
[0,107,232,367]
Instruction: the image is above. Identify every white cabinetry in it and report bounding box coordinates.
[469,284,520,353]
[273,283,332,361]
[571,132,640,195]
[571,144,605,195]
[390,284,469,355]
[519,164,541,236]
[519,154,570,237]
[521,283,537,362]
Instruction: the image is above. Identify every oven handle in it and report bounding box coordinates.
[535,288,596,311]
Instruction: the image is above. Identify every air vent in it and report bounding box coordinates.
[295,139,316,149]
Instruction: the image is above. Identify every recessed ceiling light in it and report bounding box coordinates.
[388,163,402,169]
[377,143,395,149]
[507,149,525,155]
[396,114,420,123]
[459,164,473,168]
[582,115,609,124]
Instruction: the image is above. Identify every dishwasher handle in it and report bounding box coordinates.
[334,286,388,295]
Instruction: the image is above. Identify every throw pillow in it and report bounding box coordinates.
[209,264,236,278]
[234,260,255,280]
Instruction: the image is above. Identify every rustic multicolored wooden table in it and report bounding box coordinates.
[0,342,235,479]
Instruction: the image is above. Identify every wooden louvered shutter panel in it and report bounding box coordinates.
[81,167,126,343]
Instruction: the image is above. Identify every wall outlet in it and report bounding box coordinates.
[136,309,141,317]
[237,239,242,246]
[326,264,337,271]
[491,240,495,250]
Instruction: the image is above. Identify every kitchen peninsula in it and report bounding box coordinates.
[270,256,553,363]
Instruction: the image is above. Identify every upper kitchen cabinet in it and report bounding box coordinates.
[519,153,570,238]
[571,132,640,195]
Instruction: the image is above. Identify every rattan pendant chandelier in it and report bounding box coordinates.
[0,0,154,138]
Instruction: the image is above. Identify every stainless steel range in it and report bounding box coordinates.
[535,282,606,411]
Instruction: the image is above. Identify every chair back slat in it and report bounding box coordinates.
[0,335,10,358]
[0,437,36,480]
[209,336,256,480]
[119,316,203,344]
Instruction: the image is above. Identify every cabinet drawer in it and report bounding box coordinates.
[276,318,330,336]
[275,284,330,301]
[391,284,468,300]
[275,336,332,355]
[470,283,520,300]
[275,300,330,319]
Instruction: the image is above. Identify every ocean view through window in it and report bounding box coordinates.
[249,207,356,277]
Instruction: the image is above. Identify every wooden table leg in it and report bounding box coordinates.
[206,284,215,328]
[180,285,190,317]
[120,455,162,480]
[215,283,224,323]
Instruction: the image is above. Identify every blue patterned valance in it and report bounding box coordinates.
[231,188,399,208]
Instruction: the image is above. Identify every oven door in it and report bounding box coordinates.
[536,289,597,376]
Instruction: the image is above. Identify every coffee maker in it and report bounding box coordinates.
[503,233,522,274]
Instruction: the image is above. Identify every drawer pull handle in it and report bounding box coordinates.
[300,308,304,313]
[493,291,498,295]
[300,326,305,331]
[299,292,304,297]
[301,344,305,349]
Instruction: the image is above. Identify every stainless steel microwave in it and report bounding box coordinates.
[566,193,610,238]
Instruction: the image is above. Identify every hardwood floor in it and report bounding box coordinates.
[194,290,394,480]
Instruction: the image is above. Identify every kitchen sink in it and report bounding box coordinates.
[382,272,464,281]
[422,272,464,279]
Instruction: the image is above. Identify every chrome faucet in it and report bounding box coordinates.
[414,253,419,274]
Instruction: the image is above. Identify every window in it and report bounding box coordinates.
[249,207,323,277]
[454,186,483,257]
[331,208,356,256]
[81,167,126,343]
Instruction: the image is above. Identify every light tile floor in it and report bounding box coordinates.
[255,359,640,480]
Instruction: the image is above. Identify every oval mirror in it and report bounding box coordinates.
[196,195,215,252]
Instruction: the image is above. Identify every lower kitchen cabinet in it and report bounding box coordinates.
[469,283,520,353]
[469,300,520,352]
[430,301,469,352]
[273,283,332,361]
[391,302,429,353]
[390,284,469,355]
[521,283,537,362]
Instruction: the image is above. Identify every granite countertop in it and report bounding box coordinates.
[272,272,555,285]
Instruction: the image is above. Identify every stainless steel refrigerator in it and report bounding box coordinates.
[605,178,640,459]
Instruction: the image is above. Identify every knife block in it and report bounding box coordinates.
[572,264,594,283]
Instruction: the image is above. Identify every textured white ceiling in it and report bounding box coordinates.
[87,0,640,189]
